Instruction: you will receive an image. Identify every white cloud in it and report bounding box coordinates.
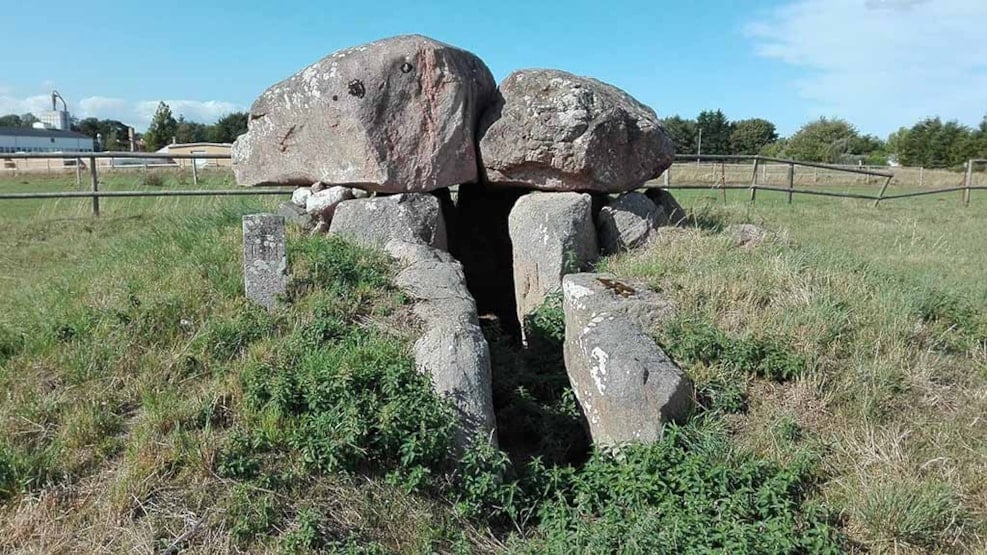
[0,94,53,117]
[1,91,243,129]
[746,0,987,135]
[134,100,241,127]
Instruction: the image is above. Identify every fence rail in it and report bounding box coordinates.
[663,154,981,207]
[0,151,293,215]
[0,152,982,215]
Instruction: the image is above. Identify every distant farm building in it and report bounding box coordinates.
[158,142,232,167]
[0,127,94,155]
[1,127,95,171]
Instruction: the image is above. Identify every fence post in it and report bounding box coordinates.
[749,158,759,204]
[964,160,973,206]
[90,156,100,216]
[874,176,892,207]
[919,166,924,188]
[191,158,199,187]
[663,167,670,187]
[76,157,82,186]
[786,163,794,204]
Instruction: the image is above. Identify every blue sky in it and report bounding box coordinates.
[1,0,984,137]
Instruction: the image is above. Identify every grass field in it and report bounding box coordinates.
[0,173,984,553]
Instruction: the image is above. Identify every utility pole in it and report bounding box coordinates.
[696,127,702,164]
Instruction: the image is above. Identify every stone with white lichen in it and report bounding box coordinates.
[561,272,692,446]
[232,35,496,192]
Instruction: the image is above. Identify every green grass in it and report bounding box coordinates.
[604,187,987,552]
[0,176,983,552]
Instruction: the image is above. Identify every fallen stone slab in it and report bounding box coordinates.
[508,192,597,332]
[478,69,674,192]
[562,273,692,446]
[329,193,447,251]
[385,240,497,451]
[232,34,497,193]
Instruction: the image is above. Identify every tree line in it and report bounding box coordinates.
[0,101,248,152]
[662,110,987,169]
[4,102,986,168]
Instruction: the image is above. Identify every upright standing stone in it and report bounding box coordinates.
[243,214,287,309]
[508,192,598,333]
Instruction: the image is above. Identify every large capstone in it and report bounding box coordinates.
[562,273,692,446]
[329,193,447,250]
[508,192,597,333]
[385,240,497,451]
[478,69,675,192]
[233,34,497,192]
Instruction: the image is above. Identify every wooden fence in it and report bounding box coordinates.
[0,152,983,216]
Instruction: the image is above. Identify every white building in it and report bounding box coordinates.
[0,127,94,154]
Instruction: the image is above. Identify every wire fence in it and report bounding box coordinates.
[0,152,984,216]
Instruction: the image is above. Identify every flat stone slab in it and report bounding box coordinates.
[243,214,287,309]
[385,240,497,451]
[562,273,692,446]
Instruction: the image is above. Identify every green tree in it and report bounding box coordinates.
[73,118,130,151]
[897,117,976,168]
[143,102,178,151]
[175,116,207,144]
[696,110,732,155]
[0,114,23,127]
[976,117,987,158]
[661,115,698,156]
[208,112,249,143]
[778,117,869,163]
[19,113,39,127]
[729,118,778,155]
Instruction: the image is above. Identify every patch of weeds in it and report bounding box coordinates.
[278,507,330,553]
[490,419,844,553]
[240,327,456,475]
[225,485,280,547]
[686,200,727,232]
[287,235,393,298]
[664,317,806,383]
[454,439,526,525]
[0,324,22,363]
[693,367,748,413]
[912,287,983,353]
[491,295,589,468]
[858,480,966,550]
[141,172,164,187]
[0,443,22,501]
[196,306,275,362]
[775,415,803,443]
